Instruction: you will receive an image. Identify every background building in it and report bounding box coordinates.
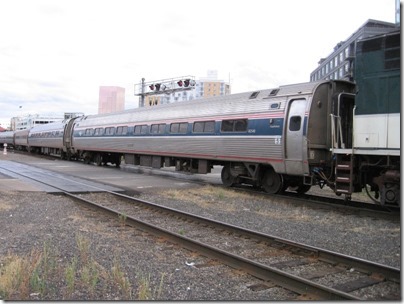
[98,86,125,114]
[10,112,83,131]
[310,19,398,82]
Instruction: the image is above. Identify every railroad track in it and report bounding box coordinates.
[119,161,401,219]
[6,151,400,219]
[73,192,401,300]
[0,162,400,300]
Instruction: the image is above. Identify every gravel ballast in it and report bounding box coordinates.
[0,153,400,300]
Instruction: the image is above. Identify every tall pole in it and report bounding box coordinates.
[140,78,145,108]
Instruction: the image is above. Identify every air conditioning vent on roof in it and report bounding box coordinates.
[249,91,260,99]
[269,89,279,96]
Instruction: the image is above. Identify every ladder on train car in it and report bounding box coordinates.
[330,94,356,199]
[335,154,354,197]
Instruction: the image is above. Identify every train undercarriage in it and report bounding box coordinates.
[12,145,400,206]
[162,153,400,206]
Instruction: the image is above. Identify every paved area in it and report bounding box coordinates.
[0,160,124,193]
[0,151,221,193]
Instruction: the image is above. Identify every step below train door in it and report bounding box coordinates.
[285,98,308,175]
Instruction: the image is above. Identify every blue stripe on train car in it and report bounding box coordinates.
[73,118,285,138]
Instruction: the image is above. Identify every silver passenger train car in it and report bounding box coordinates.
[28,119,69,156]
[0,131,15,147]
[14,129,30,149]
[70,80,356,195]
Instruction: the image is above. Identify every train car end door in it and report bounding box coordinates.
[285,98,307,175]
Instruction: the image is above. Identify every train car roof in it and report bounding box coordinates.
[0,131,14,136]
[28,119,67,133]
[75,81,333,127]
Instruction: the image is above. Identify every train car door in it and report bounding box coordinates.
[285,98,307,175]
[63,117,79,155]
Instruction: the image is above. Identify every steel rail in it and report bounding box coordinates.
[65,191,360,300]
[1,162,399,299]
[107,191,400,283]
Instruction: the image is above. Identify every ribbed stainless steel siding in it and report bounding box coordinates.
[29,138,64,149]
[14,130,29,146]
[28,120,66,149]
[0,131,14,145]
[73,135,283,162]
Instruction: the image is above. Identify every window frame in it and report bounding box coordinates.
[116,126,128,135]
[150,123,166,134]
[220,119,248,133]
[170,122,188,134]
[289,116,302,132]
[193,120,215,133]
[94,127,104,136]
[134,124,149,135]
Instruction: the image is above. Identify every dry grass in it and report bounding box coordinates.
[0,202,13,211]
[0,250,42,299]
[349,224,401,234]
[160,185,318,221]
[0,235,166,301]
[257,208,313,222]
[0,196,14,211]
[161,185,266,211]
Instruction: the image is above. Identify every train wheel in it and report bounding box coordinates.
[115,157,121,168]
[261,168,283,194]
[221,165,236,187]
[83,153,91,164]
[66,151,72,161]
[95,154,103,166]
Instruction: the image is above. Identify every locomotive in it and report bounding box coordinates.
[1,31,400,206]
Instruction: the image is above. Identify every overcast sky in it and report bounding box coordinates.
[0,0,397,127]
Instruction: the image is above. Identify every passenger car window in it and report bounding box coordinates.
[193,122,204,133]
[105,127,115,135]
[289,116,301,131]
[193,121,215,133]
[178,122,188,133]
[221,119,247,132]
[141,125,148,134]
[94,128,104,136]
[171,122,188,134]
[84,129,90,136]
[116,126,128,135]
[204,121,215,132]
[151,124,166,134]
[135,125,148,135]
